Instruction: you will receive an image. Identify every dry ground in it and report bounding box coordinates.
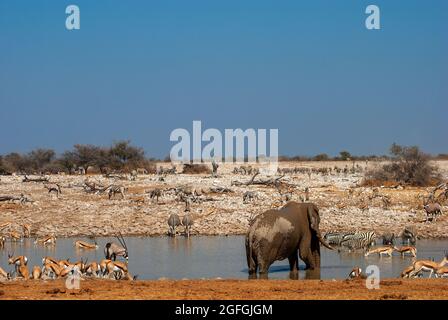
[1,278,448,300]
[0,160,447,238]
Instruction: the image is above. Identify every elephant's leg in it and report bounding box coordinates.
[310,235,321,269]
[258,256,270,279]
[299,239,316,270]
[288,251,299,280]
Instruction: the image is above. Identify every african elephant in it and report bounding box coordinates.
[245,201,333,279]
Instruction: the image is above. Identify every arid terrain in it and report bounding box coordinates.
[1,278,448,300]
[0,160,447,239]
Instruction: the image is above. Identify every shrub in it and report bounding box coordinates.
[182,163,211,174]
[364,143,440,186]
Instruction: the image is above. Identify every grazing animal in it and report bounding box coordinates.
[149,188,163,203]
[44,183,62,198]
[424,203,443,222]
[182,214,193,237]
[382,233,395,245]
[0,266,10,281]
[340,232,377,251]
[108,185,126,200]
[0,235,5,249]
[104,235,128,261]
[17,265,30,280]
[243,191,257,203]
[85,262,100,277]
[409,254,448,278]
[8,254,28,272]
[400,226,417,245]
[42,262,62,279]
[99,259,112,276]
[75,240,98,250]
[324,232,355,246]
[347,267,366,280]
[32,266,42,280]
[105,260,130,280]
[401,265,415,278]
[168,213,181,237]
[22,224,31,238]
[9,231,22,242]
[364,246,394,257]
[34,235,56,246]
[394,246,417,257]
[435,266,448,278]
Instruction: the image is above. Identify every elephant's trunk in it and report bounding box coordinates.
[316,231,334,250]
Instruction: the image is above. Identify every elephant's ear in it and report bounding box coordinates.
[307,205,319,232]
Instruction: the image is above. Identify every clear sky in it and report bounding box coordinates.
[0,0,447,158]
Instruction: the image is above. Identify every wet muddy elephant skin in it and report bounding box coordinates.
[245,202,333,279]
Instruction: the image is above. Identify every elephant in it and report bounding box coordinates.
[245,201,333,279]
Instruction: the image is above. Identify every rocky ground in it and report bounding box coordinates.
[0,161,447,239]
[1,278,448,300]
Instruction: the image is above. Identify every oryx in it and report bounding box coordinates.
[104,234,129,261]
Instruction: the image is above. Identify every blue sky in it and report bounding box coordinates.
[0,0,447,158]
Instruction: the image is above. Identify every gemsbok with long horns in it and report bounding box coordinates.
[104,234,128,261]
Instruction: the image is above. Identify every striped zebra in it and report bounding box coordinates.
[324,231,356,246]
[340,231,377,251]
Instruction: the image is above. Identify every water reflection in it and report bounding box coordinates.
[0,237,446,280]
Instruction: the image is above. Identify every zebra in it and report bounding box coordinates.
[340,231,377,251]
[168,213,181,237]
[108,185,126,200]
[324,232,355,246]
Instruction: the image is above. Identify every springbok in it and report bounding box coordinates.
[364,246,394,257]
[0,235,5,249]
[32,266,42,280]
[85,262,100,277]
[400,265,415,278]
[409,254,448,278]
[347,267,366,279]
[22,224,31,238]
[75,240,98,249]
[105,260,130,280]
[42,262,62,279]
[435,266,448,278]
[394,246,417,257]
[0,266,11,281]
[8,254,28,272]
[34,235,56,246]
[9,231,22,242]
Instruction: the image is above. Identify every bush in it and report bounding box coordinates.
[182,163,211,174]
[365,143,440,186]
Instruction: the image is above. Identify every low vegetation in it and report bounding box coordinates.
[364,143,440,187]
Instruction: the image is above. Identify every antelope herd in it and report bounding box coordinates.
[0,236,134,282]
